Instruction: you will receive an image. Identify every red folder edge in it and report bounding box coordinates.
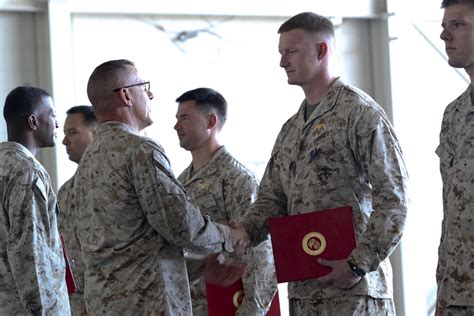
[268,206,357,283]
[60,234,77,294]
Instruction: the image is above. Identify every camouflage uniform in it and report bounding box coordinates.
[435,85,474,311]
[0,142,71,315]
[178,146,277,316]
[73,122,234,315]
[58,175,87,315]
[241,79,408,314]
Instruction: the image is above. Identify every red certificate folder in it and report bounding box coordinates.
[268,206,356,283]
[206,279,281,316]
[60,234,77,294]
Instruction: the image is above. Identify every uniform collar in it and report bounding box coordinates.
[0,141,35,158]
[296,77,344,129]
[96,121,140,135]
[182,146,227,183]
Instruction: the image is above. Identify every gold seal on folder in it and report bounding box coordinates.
[302,232,327,256]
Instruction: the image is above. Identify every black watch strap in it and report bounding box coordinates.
[347,260,366,277]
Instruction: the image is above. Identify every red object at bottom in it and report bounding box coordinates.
[206,279,281,316]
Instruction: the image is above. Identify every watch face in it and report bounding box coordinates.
[348,261,365,277]
[353,267,365,277]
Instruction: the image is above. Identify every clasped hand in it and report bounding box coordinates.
[202,221,250,287]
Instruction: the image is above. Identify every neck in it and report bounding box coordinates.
[190,139,221,172]
[7,132,38,156]
[302,73,338,105]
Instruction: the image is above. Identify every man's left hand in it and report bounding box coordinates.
[317,258,362,289]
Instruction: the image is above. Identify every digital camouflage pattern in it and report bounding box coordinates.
[178,146,278,316]
[0,142,70,315]
[73,122,234,315]
[58,175,87,315]
[242,78,408,304]
[436,85,474,308]
[289,296,395,316]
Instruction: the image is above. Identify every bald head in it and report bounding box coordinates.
[87,59,137,110]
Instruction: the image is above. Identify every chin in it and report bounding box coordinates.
[447,58,466,69]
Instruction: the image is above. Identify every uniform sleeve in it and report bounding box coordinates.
[434,110,454,297]
[241,134,289,244]
[5,170,64,313]
[348,112,409,272]
[225,170,278,315]
[237,238,278,316]
[132,145,233,254]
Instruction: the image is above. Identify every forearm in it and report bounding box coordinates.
[237,239,278,315]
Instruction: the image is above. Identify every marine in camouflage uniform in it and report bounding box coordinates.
[436,85,474,314]
[73,122,235,315]
[435,1,474,315]
[242,78,408,315]
[58,176,87,315]
[178,146,278,316]
[58,105,96,315]
[0,142,70,314]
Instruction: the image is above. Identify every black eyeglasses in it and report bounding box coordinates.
[113,81,150,92]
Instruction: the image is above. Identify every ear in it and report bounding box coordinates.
[317,42,329,60]
[117,88,133,108]
[208,112,218,129]
[27,114,38,131]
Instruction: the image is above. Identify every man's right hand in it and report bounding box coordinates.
[227,222,250,256]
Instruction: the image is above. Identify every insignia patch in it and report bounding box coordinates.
[315,123,326,130]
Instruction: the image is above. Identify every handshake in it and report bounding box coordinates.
[203,221,251,287]
[227,221,251,256]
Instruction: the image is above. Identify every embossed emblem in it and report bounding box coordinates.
[302,232,327,256]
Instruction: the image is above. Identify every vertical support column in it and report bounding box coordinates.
[42,0,76,191]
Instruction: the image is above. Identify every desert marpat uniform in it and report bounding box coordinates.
[73,122,234,315]
[0,142,70,314]
[178,146,277,316]
[58,175,86,315]
[242,78,408,314]
[436,85,474,310]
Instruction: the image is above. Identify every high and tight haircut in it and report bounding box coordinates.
[87,59,136,104]
[176,87,227,127]
[66,105,97,126]
[278,12,335,38]
[89,59,135,85]
[3,86,51,123]
[441,0,474,7]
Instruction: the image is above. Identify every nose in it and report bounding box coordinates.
[147,90,154,100]
[440,28,450,42]
[280,55,289,68]
[62,135,68,145]
[174,120,181,131]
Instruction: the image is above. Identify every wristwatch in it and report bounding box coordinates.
[347,260,366,277]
